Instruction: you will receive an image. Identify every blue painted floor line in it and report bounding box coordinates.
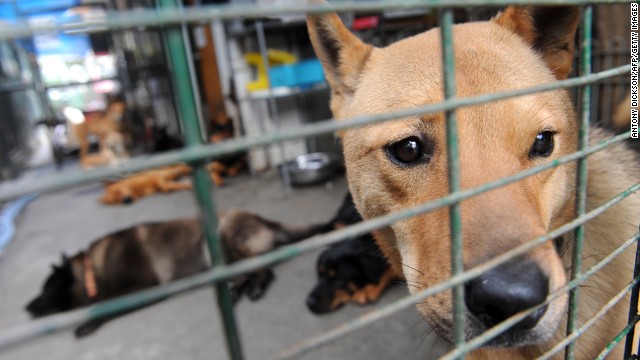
[0,193,38,255]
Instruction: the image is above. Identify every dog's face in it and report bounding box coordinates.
[308,6,579,347]
[107,101,126,122]
[306,238,377,314]
[26,257,76,317]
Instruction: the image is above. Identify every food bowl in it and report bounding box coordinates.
[279,152,340,186]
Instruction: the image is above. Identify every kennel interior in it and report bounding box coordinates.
[0,1,637,359]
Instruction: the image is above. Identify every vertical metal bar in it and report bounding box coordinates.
[439,8,465,356]
[565,6,592,360]
[157,1,244,359]
[182,22,207,141]
[255,21,292,189]
[624,232,640,359]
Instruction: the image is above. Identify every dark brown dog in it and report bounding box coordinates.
[26,211,323,337]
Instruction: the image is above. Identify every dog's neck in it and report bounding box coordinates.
[82,254,98,300]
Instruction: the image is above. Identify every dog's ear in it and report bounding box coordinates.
[307,4,373,118]
[494,6,579,80]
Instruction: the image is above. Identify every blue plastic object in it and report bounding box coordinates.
[269,58,325,88]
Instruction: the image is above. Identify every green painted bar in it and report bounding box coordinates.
[540,233,640,360]
[0,65,630,203]
[624,236,640,358]
[0,0,631,39]
[158,0,243,358]
[439,8,465,354]
[565,6,592,360]
[595,314,640,360]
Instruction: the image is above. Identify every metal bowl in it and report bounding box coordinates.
[280,152,340,186]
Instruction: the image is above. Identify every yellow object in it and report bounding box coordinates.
[245,50,298,91]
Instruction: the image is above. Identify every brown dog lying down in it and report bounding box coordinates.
[100,164,193,205]
[25,211,325,337]
[100,161,245,205]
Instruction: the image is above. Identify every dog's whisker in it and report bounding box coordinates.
[417,325,439,354]
[399,262,424,275]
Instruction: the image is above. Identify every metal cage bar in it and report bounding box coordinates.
[158,0,243,359]
[439,7,465,354]
[0,1,632,40]
[541,233,640,359]
[624,234,640,358]
[441,231,640,360]
[0,65,630,203]
[596,314,640,360]
[565,5,593,360]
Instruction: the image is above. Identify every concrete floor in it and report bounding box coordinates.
[0,170,448,360]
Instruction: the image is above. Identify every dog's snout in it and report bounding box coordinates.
[306,295,320,313]
[122,196,133,204]
[464,257,549,330]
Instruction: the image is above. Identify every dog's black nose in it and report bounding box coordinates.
[464,257,548,330]
[306,296,319,312]
[122,196,133,204]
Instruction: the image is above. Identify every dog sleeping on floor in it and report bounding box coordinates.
[100,161,245,205]
[26,211,324,337]
[100,164,193,205]
[307,193,398,314]
[308,4,640,359]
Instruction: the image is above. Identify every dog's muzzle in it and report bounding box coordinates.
[464,257,549,331]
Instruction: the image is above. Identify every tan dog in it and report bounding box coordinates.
[72,99,128,168]
[100,164,193,205]
[308,5,640,359]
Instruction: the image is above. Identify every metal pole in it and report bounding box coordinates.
[565,6,592,360]
[157,0,244,359]
[439,8,465,357]
[255,21,292,189]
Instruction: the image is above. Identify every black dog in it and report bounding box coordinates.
[306,193,397,314]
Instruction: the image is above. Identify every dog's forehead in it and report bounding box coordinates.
[349,21,556,116]
[342,21,572,150]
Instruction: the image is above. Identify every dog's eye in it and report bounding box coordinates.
[386,136,432,166]
[529,131,555,158]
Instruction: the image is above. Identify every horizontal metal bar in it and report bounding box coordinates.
[539,248,640,359]
[275,185,640,359]
[0,137,635,352]
[0,65,630,202]
[595,314,640,360]
[44,77,119,90]
[443,232,640,360]
[0,0,630,40]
